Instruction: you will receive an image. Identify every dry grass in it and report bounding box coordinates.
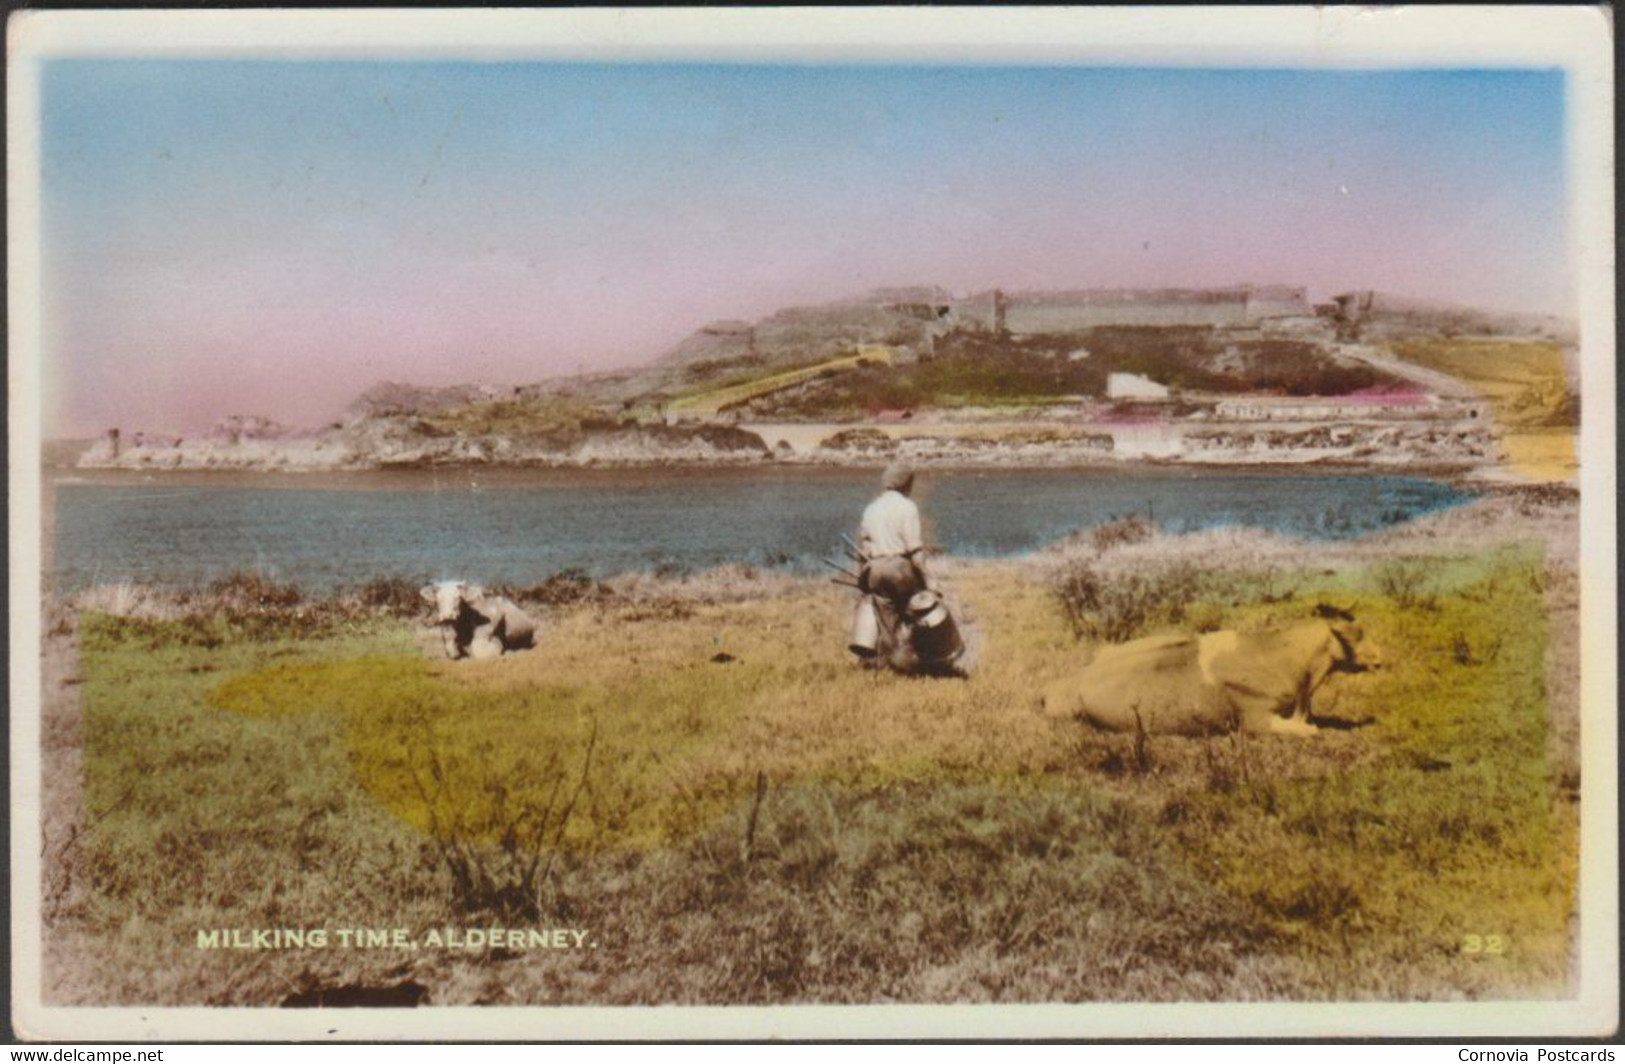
[1016,486,1578,583]
[419,396,617,440]
[1387,339,1578,483]
[1499,430,1580,484]
[669,351,891,416]
[68,582,188,621]
[1540,561,1581,800]
[42,495,1580,1006]
[1387,341,1574,423]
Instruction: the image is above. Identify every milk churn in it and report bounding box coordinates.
[848,596,881,657]
[907,590,964,665]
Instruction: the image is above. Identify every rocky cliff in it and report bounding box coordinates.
[78,417,772,471]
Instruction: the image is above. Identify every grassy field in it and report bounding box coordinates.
[755,329,1407,419]
[1387,339,1578,482]
[45,497,1578,1006]
[667,349,895,417]
[416,396,621,439]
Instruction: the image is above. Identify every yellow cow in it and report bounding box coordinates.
[1041,605,1380,736]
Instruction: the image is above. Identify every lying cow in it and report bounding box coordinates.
[1041,605,1380,736]
[420,581,538,660]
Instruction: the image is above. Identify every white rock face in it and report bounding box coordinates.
[1106,373,1171,400]
[76,418,775,471]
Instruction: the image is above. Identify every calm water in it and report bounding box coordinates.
[48,467,1471,591]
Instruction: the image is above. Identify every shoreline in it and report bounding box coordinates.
[49,454,1500,490]
[44,483,1574,600]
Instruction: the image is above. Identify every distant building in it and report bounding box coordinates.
[1107,373,1171,401]
[1213,393,1479,421]
[951,284,1311,333]
[867,283,1313,335]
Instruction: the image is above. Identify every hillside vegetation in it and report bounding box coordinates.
[1387,341,1576,429]
[416,397,623,441]
[1388,340,1577,481]
[750,328,1403,418]
[668,349,895,416]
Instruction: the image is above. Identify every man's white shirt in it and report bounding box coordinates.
[859,489,924,559]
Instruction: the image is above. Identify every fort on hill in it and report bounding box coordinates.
[655,283,1322,382]
[75,281,1576,479]
[882,284,1311,333]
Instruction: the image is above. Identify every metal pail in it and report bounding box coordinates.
[907,591,964,663]
[849,596,880,657]
[908,591,949,627]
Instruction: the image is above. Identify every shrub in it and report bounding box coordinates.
[1091,515,1155,553]
[207,572,303,611]
[1374,559,1438,611]
[354,576,425,617]
[75,573,416,648]
[1051,561,1203,643]
[497,569,614,610]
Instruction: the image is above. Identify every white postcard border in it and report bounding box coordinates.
[7,5,1616,1042]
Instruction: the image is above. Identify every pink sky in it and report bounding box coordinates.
[40,63,1570,436]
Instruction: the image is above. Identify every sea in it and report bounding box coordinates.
[45,466,1472,592]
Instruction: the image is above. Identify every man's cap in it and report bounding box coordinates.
[881,462,915,492]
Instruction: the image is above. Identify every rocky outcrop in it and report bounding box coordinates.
[207,415,294,443]
[346,381,518,419]
[659,299,929,371]
[817,428,897,455]
[77,432,346,471]
[79,410,1497,472]
[78,417,772,471]
[1183,422,1497,465]
[816,428,1115,466]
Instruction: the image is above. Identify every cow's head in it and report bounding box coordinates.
[420,580,486,625]
[1314,603,1383,672]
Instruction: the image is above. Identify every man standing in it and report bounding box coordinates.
[854,462,934,665]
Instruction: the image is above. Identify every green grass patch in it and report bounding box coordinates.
[209,652,777,852]
[65,546,1576,1003]
[668,351,892,414]
[757,327,1406,418]
[417,396,624,440]
[1160,561,1575,995]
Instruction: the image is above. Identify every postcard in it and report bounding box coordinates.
[8,6,1616,1041]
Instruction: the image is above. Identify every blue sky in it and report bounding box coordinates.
[40,61,1569,432]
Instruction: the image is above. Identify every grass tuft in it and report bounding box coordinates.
[1051,560,1205,643]
[1373,558,1440,612]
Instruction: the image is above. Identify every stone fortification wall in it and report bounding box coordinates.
[1243,285,1311,320]
[949,285,1310,333]
[1003,301,1250,332]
